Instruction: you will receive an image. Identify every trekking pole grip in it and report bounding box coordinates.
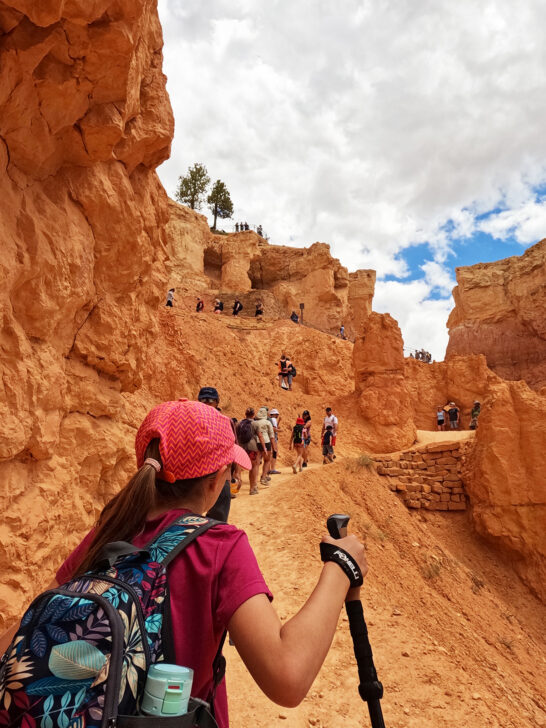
[326,514,386,728]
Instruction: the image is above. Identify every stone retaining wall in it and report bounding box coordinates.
[372,441,468,511]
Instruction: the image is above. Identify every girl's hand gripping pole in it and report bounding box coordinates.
[326,514,386,728]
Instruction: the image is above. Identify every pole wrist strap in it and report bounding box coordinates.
[320,543,364,587]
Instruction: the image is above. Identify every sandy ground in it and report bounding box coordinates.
[223,454,546,728]
[415,430,475,445]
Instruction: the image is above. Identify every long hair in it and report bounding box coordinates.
[74,439,212,576]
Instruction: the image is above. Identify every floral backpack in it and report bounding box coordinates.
[0,514,223,728]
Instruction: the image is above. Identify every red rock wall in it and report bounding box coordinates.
[353,313,416,451]
[404,355,490,430]
[447,240,546,389]
[0,0,173,625]
[164,200,376,338]
[462,379,546,602]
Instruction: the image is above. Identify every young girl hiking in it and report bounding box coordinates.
[290,416,306,473]
[0,399,367,727]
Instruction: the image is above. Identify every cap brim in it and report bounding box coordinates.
[230,443,252,470]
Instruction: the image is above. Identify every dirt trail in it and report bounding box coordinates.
[224,458,546,728]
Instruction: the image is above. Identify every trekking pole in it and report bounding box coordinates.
[327,514,386,728]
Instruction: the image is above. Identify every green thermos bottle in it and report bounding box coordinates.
[141,664,194,717]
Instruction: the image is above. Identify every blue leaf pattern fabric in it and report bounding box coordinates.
[0,515,212,727]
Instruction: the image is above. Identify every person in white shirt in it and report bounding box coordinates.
[321,407,338,458]
[268,408,281,474]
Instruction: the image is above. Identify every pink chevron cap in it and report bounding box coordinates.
[135,399,251,483]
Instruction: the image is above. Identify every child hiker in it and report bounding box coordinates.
[322,424,335,464]
[0,399,367,728]
[290,416,305,473]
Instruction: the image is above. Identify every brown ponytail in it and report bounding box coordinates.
[74,440,162,575]
[73,440,216,577]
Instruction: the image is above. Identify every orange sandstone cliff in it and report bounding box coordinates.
[446,239,546,389]
[0,0,173,620]
[165,199,376,338]
[353,313,416,451]
[0,0,545,651]
[463,377,546,602]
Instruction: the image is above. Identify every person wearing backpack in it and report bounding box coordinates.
[289,416,305,473]
[0,398,367,728]
[286,358,296,391]
[254,407,276,486]
[277,354,289,389]
[301,410,312,469]
[236,407,263,495]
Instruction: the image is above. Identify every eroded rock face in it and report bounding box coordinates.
[353,313,416,451]
[404,355,490,430]
[0,0,173,623]
[165,200,376,337]
[447,240,546,389]
[462,379,546,602]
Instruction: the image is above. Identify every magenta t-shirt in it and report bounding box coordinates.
[56,509,272,728]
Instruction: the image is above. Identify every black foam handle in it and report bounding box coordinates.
[327,514,387,728]
[327,514,350,539]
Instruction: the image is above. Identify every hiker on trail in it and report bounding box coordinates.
[290,416,305,473]
[285,356,296,391]
[290,311,299,324]
[254,406,277,486]
[196,297,204,312]
[278,354,289,389]
[321,407,338,458]
[236,407,263,495]
[166,287,175,307]
[197,387,233,517]
[255,300,264,317]
[214,299,224,314]
[244,221,249,231]
[302,410,312,468]
[232,298,243,316]
[0,397,369,728]
[322,425,335,464]
[447,401,460,430]
[339,324,346,340]
[469,400,481,430]
[269,408,281,474]
[235,222,239,232]
[436,406,445,431]
[257,224,263,236]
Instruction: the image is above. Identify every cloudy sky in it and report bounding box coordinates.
[157,0,546,359]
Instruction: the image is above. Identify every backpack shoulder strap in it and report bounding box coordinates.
[145,513,220,567]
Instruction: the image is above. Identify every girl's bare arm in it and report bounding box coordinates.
[228,534,367,707]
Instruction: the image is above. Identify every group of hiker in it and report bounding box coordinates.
[196,296,244,316]
[235,222,264,236]
[231,403,340,498]
[411,349,432,362]
[168,292,265,319]
[436,400,481,430]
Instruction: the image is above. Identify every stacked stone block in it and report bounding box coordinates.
[373,441,467,511]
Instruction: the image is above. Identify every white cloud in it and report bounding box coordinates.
[478,199,546,244]
[157,0,546,359]
[373,280,452,361]
[421,261,456,297]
